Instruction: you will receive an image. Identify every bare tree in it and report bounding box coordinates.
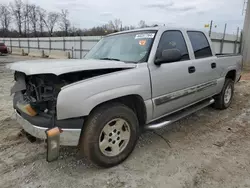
[114,19,122,30]
[122,26,130,31]
[60,9,70,36]
[108,20,115,30]
[37,7,46,36]
[129,25,135,30]
[23,3,31,36]
[44,12,59,36]
[107,19,122,31]
[10,0,23,36]
[0,4,12,36]
[138,20,147,28]
[29,4,38,36]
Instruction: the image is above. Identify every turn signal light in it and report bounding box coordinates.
[17,103,37,116]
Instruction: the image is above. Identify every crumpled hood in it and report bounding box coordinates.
[7,59,136,75]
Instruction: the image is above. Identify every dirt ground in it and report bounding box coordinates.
[1,55,250,188]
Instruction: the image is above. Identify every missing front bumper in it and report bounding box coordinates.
[15,110,82,146]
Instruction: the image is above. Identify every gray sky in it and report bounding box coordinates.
[1,0,246,34]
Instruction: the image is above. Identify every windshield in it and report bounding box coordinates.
[85,31,156,63]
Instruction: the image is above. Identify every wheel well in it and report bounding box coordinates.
[226,70,236,81]
[90,95,147,127]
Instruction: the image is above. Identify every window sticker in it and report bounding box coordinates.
[139,40,147,46]
[135,33,155,39]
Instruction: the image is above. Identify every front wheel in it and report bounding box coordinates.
[80,103,139,167]
[213,78,234,110]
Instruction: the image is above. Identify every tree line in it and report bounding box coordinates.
[0,0,153,38]
[0,0,71,37]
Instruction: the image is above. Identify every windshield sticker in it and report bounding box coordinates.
[135,33,155,39]
[139,40,147,46]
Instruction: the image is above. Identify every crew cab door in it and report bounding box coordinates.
[148,30,198,119]
[186,31,219,98]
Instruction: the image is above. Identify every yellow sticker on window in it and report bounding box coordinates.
[139,40,146,46]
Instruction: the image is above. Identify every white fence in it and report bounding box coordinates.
[0,31,241,59]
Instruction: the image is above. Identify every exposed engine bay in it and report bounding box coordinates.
[12,68,124,115]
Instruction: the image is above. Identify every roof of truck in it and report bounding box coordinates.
[107,26,205,37]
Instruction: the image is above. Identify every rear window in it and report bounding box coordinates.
[187,31,212,59]
[0,43,5,46]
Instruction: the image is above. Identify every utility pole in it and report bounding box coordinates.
[242,0,250,70]
[220,23,227,53]
[209,20,213,37]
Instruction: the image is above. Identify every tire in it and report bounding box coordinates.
[213,78,234,110]
[80,103,139,167]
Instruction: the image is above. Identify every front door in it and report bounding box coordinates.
[149,30,197,119]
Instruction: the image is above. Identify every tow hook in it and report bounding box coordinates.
[45,127,61,162]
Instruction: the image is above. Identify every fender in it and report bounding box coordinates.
[215,66,238,94]
[222,66,237,78]
[57,85,146,120]
[56,64,151,120]
[220,55,242,82]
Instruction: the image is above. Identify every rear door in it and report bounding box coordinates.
[186,31,218,99]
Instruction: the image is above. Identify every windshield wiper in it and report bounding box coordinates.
[99,57,121,61]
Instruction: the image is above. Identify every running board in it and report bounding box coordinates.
[145,98,215,130]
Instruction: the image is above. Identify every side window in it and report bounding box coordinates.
[187,31,212,59]
[157,31,190,61]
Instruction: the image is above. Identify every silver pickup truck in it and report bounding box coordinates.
[9,27,242,167]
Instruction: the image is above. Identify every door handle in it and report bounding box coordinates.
[211,62,216,69]
[188,66,196,73]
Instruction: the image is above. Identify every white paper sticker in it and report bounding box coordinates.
[135,33,155,39]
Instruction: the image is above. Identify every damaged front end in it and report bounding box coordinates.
[12,68,125,161]
[12,72,68,161]
[12,70,91,132]
[12,68,125,122]
[13,72,60,117]
[12,72,66,127]
[11,67,128,161]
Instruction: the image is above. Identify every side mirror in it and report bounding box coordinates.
[155,49,182,65]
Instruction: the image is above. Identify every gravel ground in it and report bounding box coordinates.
[1,55,250,188]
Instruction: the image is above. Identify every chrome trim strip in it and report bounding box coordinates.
[148,94,216,123]
[154,80,217,106]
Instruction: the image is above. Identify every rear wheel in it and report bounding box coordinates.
[80,103,139,167]
[213,78,234,109]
